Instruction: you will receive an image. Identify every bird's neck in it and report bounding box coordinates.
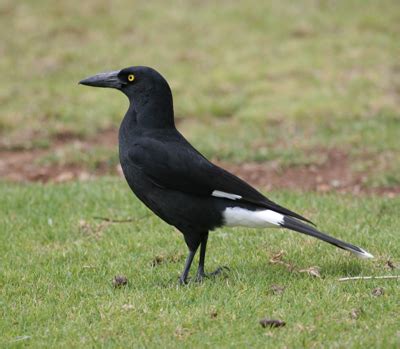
[127,87,175,129]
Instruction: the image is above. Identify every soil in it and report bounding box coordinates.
[0,128,399,197]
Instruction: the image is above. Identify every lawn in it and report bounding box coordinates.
[1,179,399,348]
[1,0,400,348]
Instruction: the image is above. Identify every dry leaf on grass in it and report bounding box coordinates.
[269,250,285,263]
[78,219,108,238]
[350,308,363,319]
[269,251,321,276]
[122,304,134,311]
[270,284,285,295]
[259,318,286,328]
[151,253,184,267]
[151,255,165,267]
[371,287,384,297]
[174,327,191,339]
[113,275,128,288]
[210,308,218,319]
[269,251,295,271]
[78,219,92,234]
[298,266,321,278]
[385,260,397,270]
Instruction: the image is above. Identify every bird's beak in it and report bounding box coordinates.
[79,70,123,89]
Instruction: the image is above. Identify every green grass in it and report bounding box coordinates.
[1,179,399,348]
[36,143,118,172]
[1,0,400,185]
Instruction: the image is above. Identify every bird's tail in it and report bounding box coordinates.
[281,216,374,259]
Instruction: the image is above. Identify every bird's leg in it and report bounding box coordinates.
[195,233,208,280]
[195,233,229,282]
[179,249,197,285]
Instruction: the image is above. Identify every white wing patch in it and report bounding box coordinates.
[223,207,284,228]
[212,190,242,200]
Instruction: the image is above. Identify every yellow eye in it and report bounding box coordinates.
[128,74,135,82]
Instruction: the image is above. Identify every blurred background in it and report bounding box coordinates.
[1,0,399,194]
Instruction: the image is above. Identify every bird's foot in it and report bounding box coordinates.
[195,266,230,282]
[178,276,189,285]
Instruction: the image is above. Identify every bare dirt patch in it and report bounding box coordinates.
[0,128,118,182]
[0,128,399,196]
[219,149,400,197]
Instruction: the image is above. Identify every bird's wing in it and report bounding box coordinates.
[129,138,314,224]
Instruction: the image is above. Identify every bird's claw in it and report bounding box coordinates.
[178,276,189,285]
[195,266,230,282]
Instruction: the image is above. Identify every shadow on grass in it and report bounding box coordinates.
[320,259,363,277]
[237,258,364,280]
[142,257,366,289]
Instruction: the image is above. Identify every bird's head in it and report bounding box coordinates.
[79,66,169,98]
[79,66,174,128]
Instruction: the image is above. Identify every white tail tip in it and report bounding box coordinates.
[352,247,374,259]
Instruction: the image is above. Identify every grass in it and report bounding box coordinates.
[36,143,118,172]
[1,0,400,185]
[1,179,399,348]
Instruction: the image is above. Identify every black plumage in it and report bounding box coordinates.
[80,66,373,284]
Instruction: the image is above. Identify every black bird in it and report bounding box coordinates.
[79,66,373,284]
